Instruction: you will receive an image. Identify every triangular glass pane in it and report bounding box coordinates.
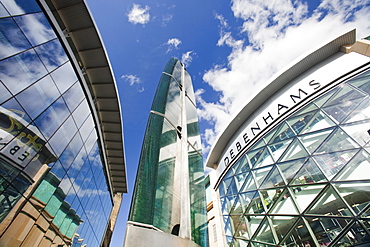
[252,217,275,244]
[234,155,250,175]
[291,184,326,213]
[244,191,264,215]
[280,218,313,247]
[249,138,267,152]
[348,69,370,93]
[305,185,353,216]
[227,177,239,195]
[235,172,249,191]
[298,128,333,154]
[333,181,370,215]
[313,88,338,108]
[305,216,352,246]
[314,128,359,154]
[300,111,336,134]
[224,216,233,236]
[268,139,293,162]
[263,127,279,145]
[239,191,258,213]
[343,97,370,124]
[278,158,307,184]
[323,97,364,123]
[259,167,285,190]
[287,110,317,135]
[254,148,274,169]
[240,173,257,193]
[238,214,262,240]
[334,150,370,181]
[341,119,370,146]
[334,220,370,246]
[361,205,370,218]
[221,194,238,212]
[223,176,234,189]
[270,215,298,243]
[247,148,265,168]
[234,238,249,247]
[253,166,273,188]
[323,85,366,107]
[260,188,282,211]
[279,138,309,162]
[291,158,327,185]
[269,189,299,215]
[313,149,358,180]
[230,196,243,216]
[267,123,295,144]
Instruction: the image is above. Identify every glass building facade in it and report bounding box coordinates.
[0,0,125,246]
[207,33,370,247]
[128,58,208,246]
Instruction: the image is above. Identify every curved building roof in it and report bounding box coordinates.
[42,0,127,193]
[206,29,357,169]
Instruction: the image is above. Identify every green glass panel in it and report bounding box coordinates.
[235,172,248,191]
[291,103,318,116]
[348,69,370,94]
[305,185,352,216]
[244,191,264,215]
[333,181,370,215]
[277,158,307,185]
[252,217,276,244]
[334,150,370,181]
[313,88,339,108]
[239,191,258,213]
[290,184,326,213]
[259,166,285,189]
[313,149,359,180]
[279,138,309,162]
[270,215,298,243]
[247,148,265,168]
[300,111,336,134]
[314,128,359,154]
[249,138,267,151]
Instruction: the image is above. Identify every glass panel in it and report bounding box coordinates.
[0,49,48,95]
[313,149,358,180]
[235,172,248,192]
[259,167,285,189]
[51,62,78,94]
[280,218,314,247]
[324,85,366,107]
[277,158,307,185]
[306,185,352,216]
[244,191,264,214]
[14,12,56,46]
[34,39,68,72]
[300,111,336,134]
[315,128,359,154]
[267,123,295,144]
[234,155,250,174]
[348,70,370,94]
[313,88,338,108]
[247,148,264,168]
[239,173,257,193]
[341,119,370,146]
[287,109,317,134]
[290,184,326,213]
[335,220,370,246]
[249,138,266,151]
[254,148,274,168]
[253,166,273,188]
[333,181,370,215]
[279,138,309,162]
[2,1,41,15]
[269,189,298,215]
[242,214,264,240]
[0,17,31,60]
[334,150,370,181]
[16,75,60,119]
[270,215,298,243]
[298,128,333,154]
[252,217,275,244]
[323,97,364,123]
[62,82,85,113]
[291,158,326,185]
[268,139,293,162]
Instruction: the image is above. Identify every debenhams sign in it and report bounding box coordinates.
[222,78,322,168]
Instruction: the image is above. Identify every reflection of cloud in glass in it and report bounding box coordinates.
[14,12,56,46]
[0,50,48,95]
[35,39,68,72]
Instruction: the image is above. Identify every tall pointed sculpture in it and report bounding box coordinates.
[125,58,208,247]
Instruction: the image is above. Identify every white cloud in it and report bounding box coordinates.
[121,74,144,92]
[198,0,370,155]
[166,38,182,53]
[181,51,195,68]
[162,14,173,26]
[127,4,150,25]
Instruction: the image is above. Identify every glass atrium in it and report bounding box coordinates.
[219,68,370,246]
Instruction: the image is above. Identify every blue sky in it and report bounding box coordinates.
[84,0,369,246]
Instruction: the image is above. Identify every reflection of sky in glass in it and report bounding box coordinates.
[0,0,114,245]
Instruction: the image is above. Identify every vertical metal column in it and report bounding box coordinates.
[179,63,191,239]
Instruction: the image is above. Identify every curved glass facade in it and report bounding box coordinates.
[129,58,208,246]
[0,1,116,246]
[219,68,370,246]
